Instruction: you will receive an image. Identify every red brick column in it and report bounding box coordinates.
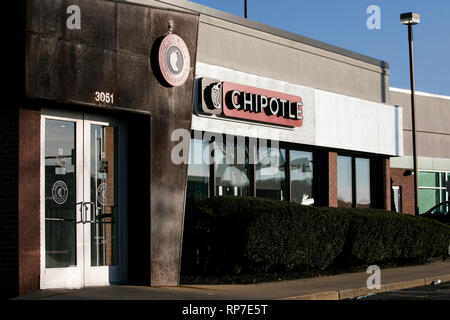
[391,167,415,215]
[385,158,391,211]
[17,108,41,295]
[328,152,338,208]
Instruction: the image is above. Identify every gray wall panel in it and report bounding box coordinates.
[389,89,450,159]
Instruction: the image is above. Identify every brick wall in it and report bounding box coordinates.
[385,158,391,211]
[390,167,415,215]
[17,108,41,295]
[0,107,41,299]
[328,152,338,208]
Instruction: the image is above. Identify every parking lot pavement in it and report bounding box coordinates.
[359,281,450,300]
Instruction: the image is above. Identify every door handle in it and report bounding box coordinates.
[45,217,74,222]
[76,201,85,223]
[83,202,96,223]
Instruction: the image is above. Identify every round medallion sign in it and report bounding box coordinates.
[97,183,107,206]
[52,181,68,205]
[158,34,190,87]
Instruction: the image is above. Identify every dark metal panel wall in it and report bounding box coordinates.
[147,8,199,286]
[25,0,199,286]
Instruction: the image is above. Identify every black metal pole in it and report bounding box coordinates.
[408,24,419,215]
[245,0,248,19]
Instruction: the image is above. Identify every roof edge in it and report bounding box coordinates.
[390,87,450,101]
[153,0,389,69]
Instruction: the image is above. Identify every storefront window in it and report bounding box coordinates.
[256,146,286,200]
[337,156,353,208]
[418,172,439,188]
[338,156,371,208]
[418,170,448,214]
[186,138,210,204]
[419,189,440,214]
[215,138,250,196]
[355,158,371,208]
[290,150,314,205]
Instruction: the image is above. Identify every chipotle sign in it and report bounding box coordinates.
[200,78,303,128]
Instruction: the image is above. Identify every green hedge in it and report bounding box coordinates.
[181,197,450,275]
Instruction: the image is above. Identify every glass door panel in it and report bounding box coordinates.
[83,116,125,287]
[90,125,118,267]
[41,113,84,289]
[44,120,77,268]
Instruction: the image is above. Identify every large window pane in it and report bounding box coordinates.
[440,173,447,188]
[215,138,250,197]
[337,156,352,208]
[186,138,210,204]
[418,172,439,188]
[355,158,371,208]
[256,147,286,200]
[419,189,440,214]
[290,150,314,205]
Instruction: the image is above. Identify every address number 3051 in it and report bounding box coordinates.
[94,91,114,105]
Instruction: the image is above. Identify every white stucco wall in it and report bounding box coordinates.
[193,62,403,156]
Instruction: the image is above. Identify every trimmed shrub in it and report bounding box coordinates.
[321,207,450,266]
[181,197,450,276]
[246,204,348,272]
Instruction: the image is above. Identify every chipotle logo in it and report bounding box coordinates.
[158,34,190,87]
[199,78,303,128]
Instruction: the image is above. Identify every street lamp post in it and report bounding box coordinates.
[244,0,248,19]
[401,12,421,215]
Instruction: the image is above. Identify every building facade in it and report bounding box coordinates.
[389,89,450,215]
[0,0,446,298]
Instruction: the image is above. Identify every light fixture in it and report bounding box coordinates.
[400,12,420,25]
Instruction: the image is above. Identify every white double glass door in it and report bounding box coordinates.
[40,110,127,289]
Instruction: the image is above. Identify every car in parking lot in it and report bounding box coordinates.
[422,201,450,225]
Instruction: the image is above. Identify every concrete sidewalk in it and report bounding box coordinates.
[14,260,450,300]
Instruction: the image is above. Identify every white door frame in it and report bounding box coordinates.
[40,109,128,289]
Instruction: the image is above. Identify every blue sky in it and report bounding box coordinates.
[188,0,450,96]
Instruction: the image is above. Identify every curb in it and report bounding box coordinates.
[280,273,450,300]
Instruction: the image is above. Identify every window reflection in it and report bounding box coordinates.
[187,138,210,204]
[256,147,286,201]
[90,125,118,267]
[419,189,440,214]
[355,158,371,208]
[337,156,352,208]
[418,172,439,188]
[215,138,250,196]
[290,150,314,205]
[45,119,76,268]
